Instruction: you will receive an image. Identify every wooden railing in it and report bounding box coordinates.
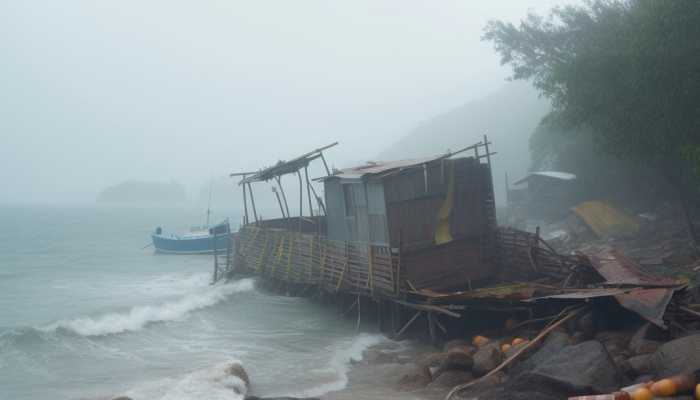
[236,225,402,298]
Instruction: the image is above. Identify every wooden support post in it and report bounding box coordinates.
[242,179,249,225]
[308,180,326,216]
[320,153,331,176]
[275,176,291,223]
[272,186,286,218]
[396,310,422,339]
[296,170,303,232]
[247,182,259,225]
[304,165,314,218]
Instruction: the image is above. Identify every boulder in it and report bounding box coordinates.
[417,352,448,378]
[440,347,474,372]
[362,348,399,364]
[473,371,507,389]
[650,333,700,376]
[396,364,432,391]
[428,370,474,388]
[472,342,501,376]
[571,331,590,345]
[625,354,652,377]
[510,331,570,376]
[512,340,621,395]
[224,362,251,389]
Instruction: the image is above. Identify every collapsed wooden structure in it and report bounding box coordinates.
[219,139,688,341]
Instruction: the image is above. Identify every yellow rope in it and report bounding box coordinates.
[257,229,269,274]
[286,232,294,280]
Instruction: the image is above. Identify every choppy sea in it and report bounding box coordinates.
[0,205,409,400]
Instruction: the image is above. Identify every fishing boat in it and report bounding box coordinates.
[151,220,230,254]
[150,181,231,254]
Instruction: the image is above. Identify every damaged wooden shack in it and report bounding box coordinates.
[224,139,692,343]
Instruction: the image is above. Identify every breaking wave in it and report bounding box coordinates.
[288,333,386,398]
[42,279,255,336]
[122,360,249,400]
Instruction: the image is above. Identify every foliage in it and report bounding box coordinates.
[483,0,700,174]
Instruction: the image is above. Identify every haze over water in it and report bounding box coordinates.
[0,205,389,400]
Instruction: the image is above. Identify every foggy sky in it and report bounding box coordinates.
[1,1,576,205]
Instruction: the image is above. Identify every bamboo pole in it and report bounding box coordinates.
[305,165,314,218]
[444,307,585,400]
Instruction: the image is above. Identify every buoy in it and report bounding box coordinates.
[511,337,526,346]
[630,387,653,400]
[651,379,676,396]
[695,383,700,400]
[501,343,511,353]
[651,374,695,397]
[472,335,490,347]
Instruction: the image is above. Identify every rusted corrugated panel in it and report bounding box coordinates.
[580,246,679,287]
[413,282,540,302]
[530,286,678,329]
[615,287,677,329]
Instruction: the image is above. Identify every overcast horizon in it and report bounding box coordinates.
[1,1,578,205]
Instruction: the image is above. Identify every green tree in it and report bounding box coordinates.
[484,0,700,244]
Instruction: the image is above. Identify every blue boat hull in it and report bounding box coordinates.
[151,233,230,254]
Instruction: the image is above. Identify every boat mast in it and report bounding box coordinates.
[205,180,213,228]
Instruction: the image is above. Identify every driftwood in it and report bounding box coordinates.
[444,306,585,400]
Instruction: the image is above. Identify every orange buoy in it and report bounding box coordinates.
[472,335,490,347]
[695,383,700,399]
[651,379,676,396]
[630,387,653,400]
[500,343,511,353]
[511,337,526,347]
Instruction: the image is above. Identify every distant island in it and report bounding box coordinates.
[97,180,187,204]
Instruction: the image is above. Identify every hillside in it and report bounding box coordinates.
[378,82,550,204]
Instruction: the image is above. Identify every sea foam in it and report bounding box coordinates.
[122,360,248,400]
[288,333,386,398]
[43,278,255,336]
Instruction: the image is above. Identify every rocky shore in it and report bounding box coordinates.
[104,310,700,400]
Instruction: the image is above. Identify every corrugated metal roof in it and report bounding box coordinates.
[512,171,577,185]
[325,156,443,180]
[579,245,679,287]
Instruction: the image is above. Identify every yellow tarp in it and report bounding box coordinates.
[572,200,640,238]
[435,163,454,245]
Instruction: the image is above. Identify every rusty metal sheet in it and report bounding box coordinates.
[615,287,677,329]
[530,286,678,329]
[529,287,634,301]
[579,245,679,287]
[412,282,542,303]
